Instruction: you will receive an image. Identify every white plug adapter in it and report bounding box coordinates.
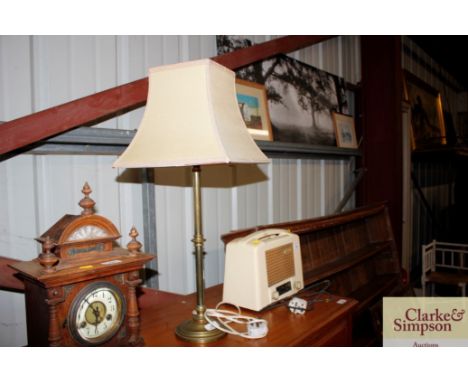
[247,320,268,338]
[288,297,308,314]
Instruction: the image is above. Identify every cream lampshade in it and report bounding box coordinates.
[113,59,269,168]
[113,59,270,343]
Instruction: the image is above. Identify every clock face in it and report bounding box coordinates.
[68,282,126,345]
[67,225,109,241]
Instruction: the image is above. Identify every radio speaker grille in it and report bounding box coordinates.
[265,243,295,286]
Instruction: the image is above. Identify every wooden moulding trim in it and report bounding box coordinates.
[303,241,393,284]
[0,35,334,156]
[221,202,386,244]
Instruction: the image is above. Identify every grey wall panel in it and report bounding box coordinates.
[300,159,323,218]
[272,158,298,223]
[0,36,33,120]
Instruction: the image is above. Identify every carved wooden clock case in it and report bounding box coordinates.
[10,183,154,346]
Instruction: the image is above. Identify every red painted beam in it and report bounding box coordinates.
[0,35,334,156]
[0,78,148,156]
[213,35,334,69]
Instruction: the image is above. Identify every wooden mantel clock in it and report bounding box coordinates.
[10,183,154,346]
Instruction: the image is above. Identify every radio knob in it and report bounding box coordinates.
[294,281,302,290]
[272,291,280,300]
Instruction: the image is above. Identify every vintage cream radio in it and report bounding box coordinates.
[223,229,303,311]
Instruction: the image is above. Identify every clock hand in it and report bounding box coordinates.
[85,298,102,325]
[92,306,100,333]
[84,297,95,310]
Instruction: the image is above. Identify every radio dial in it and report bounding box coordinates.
[294,281,302,290]
[272,291,280,300]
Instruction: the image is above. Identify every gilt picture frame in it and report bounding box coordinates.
[332,112,358,148]
[403,71,446,150]
[235,79,273,141]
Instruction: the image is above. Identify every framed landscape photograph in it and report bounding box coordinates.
[235,79,273,141]
[404,71,446,150]
[218,37,349,146]
[332,112,358,148]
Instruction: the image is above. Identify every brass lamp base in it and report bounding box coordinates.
[175,318,225,344]
[175,166,226,344]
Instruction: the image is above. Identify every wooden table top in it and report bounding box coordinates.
[137,284,357,346]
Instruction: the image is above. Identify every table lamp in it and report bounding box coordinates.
[113,59,270,343]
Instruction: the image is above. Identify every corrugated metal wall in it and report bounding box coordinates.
[401,36,460,279]
[0,35,361,346]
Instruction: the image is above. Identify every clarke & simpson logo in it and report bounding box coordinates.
[383,297,468,347]
[393,307,465,336]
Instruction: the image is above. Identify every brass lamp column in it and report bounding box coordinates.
[175,165,224,342]
[112,59,270,344]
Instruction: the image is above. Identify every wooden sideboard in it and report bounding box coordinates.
[1,261,356,346]
[137,285,357,346]
[221,203,403,345]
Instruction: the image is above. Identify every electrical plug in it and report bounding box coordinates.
[288,297,308,314]
[247,320,268,338]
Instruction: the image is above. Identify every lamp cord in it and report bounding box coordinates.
[204,302,268,339]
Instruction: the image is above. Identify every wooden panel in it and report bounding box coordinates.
[342,220,369,253]
[300,233,320,271]
[360,36,403,255]
[296,316,349,346]
[313,228,344,265]
[366,211,391,243]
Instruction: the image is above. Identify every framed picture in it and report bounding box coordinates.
[218,35,349,146]
[332,112,358,148]
[235,79,273,141]
[403,71,446,149]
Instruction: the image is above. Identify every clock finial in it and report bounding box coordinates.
[127,226,142,256]
[39,237,59,273]
[79,182,95,216]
